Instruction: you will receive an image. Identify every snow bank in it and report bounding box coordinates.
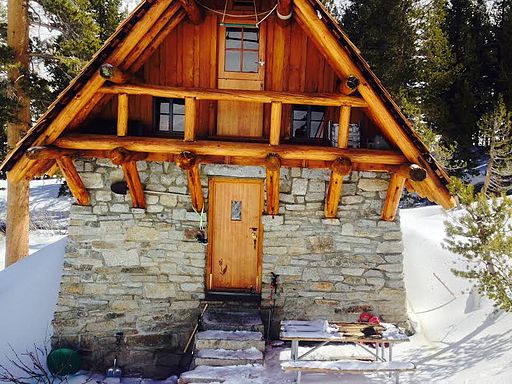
[0,237,67,372]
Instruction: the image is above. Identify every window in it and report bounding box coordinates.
[224,27,259,73]
[154,98,185,135]
[291,105,328,142]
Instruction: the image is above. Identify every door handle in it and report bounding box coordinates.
[250,228,258,249]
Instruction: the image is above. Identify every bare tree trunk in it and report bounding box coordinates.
[5,0,30,267]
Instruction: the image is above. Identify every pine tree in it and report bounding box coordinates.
[444,0,496,168]
[341,0,417,97]
[494,0,512,108]
[444,178,512,311]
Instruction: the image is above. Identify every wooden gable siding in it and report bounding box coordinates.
[86,14,341,139]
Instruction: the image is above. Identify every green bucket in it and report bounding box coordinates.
[47,348,81,376]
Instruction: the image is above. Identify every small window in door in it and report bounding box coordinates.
[291,105,329,143]
[154,98,185,136]
[225,27,259,73]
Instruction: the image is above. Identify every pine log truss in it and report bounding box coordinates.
[176,151,204,212]
[325,157,352,218]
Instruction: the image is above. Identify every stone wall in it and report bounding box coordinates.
[52,158,406,378]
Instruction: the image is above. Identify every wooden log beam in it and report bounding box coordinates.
[381,174,406,221]
[26,146,76,160]
[184,97,197,142]
[325,157,352,218]
[99,64,139,84]
[277,0,293,25]
[338,105,351,148]
[6,0,173,184]
[5,178,29,266]
[395,163,427,182]
[265,153,281,216]
[56,156,89,205]
[293,0,455,209]
[54,134,407,165]
[176,151,204,211]
[110,147,148,165]
[178,0,203,24]
[122,161,146,209]
[99,84,368,108]
[270,102,282,146]
[340,75,360,95]
[117,93,129,136]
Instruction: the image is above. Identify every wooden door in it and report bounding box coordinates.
[217,24,265,137]
[207,178,263,293]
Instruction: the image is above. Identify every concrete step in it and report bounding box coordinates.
[194,347,263,367]
[178,364,264,384]
[202,311,264,333]
[195,330,265,352]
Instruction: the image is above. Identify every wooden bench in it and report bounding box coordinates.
[282,360,416,384]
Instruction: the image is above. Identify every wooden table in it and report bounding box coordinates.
[280,320,412,383]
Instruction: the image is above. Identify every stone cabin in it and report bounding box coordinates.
[0,0,455,377]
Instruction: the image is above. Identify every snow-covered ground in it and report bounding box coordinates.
[0,181,511,383]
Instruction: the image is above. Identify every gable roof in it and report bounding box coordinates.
[0,0,455,208]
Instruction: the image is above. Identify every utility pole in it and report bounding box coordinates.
[5,0,30,267]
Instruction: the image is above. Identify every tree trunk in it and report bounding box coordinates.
[5,0,30,267]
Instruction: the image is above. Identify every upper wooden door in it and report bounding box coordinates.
[207,178,263,293]
[217,24,265,137]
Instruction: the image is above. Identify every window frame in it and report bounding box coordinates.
[153,97,185,137]
[289,105,330,144]
[218,22,266,82]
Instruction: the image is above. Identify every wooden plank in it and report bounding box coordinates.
[270,102,282,145]
[324,157,352,218]
[184,97,197,141]
[56,156,89,205]
[381,173,406,221]
[6,0,174,183]
[293,0,455,209]
[117,93,129,136]
[265,154,281,216]
[54,134,408,165]
[338,105,351,148]
[99,84,368,107]
[122,161,146,209]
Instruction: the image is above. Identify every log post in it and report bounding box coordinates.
[381,174,406,221]
[122,161,146,209]
[269,102,282,146]
[178,0,203,24]
[277,0,293,26]
[117,93,129,136]
[5,0,30,267]
[56,156,90,205]
[176,151,204,211]
[340,75,360,95]
[265,153,281,216]
[184,97,197,142]
[325,157,352,218]
[338,105,351,148]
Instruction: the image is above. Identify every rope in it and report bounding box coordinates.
[197,0,277,18]
[192,205,206,230]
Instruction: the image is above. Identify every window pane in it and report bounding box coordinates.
[231,200,242,221]
[243,29,259,50]
[293,121,308,138]
[160,101,170,114]
[159,115,170,131]
[172,115,185,132]
[226,28,242,49]
[311,110,325,121]
[225,50,241,72]
[242,51,258,72]
[173,100,185,115]
[310,120,323,138]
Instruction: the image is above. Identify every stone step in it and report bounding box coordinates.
[194,347,263,367]
[178,364,264,384]
[202,311,264,333]
[195,330,265,352]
